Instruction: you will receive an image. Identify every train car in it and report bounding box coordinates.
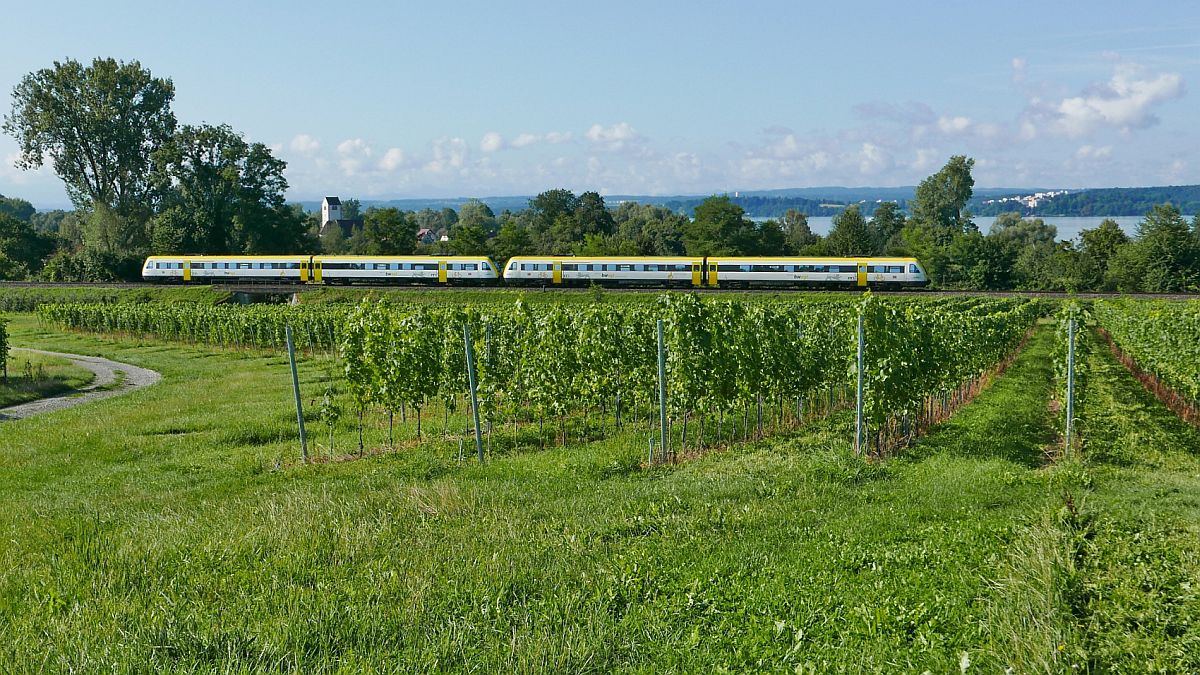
[313,255,499,285]
[706,256,928,289]
[503,256,704,287]
[142,255,307,283]
[143,254,500,285]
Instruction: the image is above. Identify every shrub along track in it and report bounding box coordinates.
[0,348,161,421]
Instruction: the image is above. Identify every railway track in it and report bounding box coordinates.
[1,280,1197,301]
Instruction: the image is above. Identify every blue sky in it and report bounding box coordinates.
[2,0,1198,208]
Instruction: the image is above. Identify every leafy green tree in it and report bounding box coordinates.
[488,218,531,265]
[824,205,875,256]
[575,191,615,237]
[1135,203,1197,292]
[948,231,1012,289]
[756,219,788,255]
[320,222,349,254]
[340,198,361,219]
[614,202,686,255]
[988,212,1057,249]
[0,195,35,222]
[3,58,176,227]
[450,222,489,255]
[151,124,305,254]
[782,209,818,253]
[458,199,496,234]
[868,202,906,252]
[362,207,416,255]
[910,155,975,237]
[0,213,53,278]
[1078,219,1129,290]
[681,195,759,255]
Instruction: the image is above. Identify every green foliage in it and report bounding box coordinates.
[1094,299,1200,404]
[1053,302,1090,453]
[824,205,874,256]
[910,155,975,234]
[3,57,176,224]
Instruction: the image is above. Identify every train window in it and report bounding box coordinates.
[237,263,251,269]
[888,265,902,273]
[562,264,577,271]
[909,264,919,274]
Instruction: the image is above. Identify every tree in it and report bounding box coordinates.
[868,202,906,252]
[1078,219,1129,290]
[361,207,416,255]
[824,205,875,256]
[340,198,362,220]
[458,199,496,234]
[0,213,53,278]
[614,202,686,255]
[681,196,757,256]
[782,209,818,253]
[0,195,35,222]
[489,218,532,265]
[988,212,1057,249]
[151,124,305,254]
[3,58,176,227]
[528,189,580,247]
[575,191,615,237]
[910,155,975,236]
[1135,203,1196,292]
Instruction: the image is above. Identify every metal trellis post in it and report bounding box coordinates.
[657,319,668,464]
[285,325,308,463]
[464,324,485,463]
[1065,317,1076,455]
[855,311,865,455]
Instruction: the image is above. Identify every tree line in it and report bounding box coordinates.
[3,58,1199,292]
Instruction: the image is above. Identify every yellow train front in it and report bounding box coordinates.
[502,255,928,289]
[142,254,501,285]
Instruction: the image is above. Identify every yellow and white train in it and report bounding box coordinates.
[142,254,928,289]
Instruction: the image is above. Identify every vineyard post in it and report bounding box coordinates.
[463,323,485,463]
[285,325,308,463]
[656,319,668,464]
[1065,316,1076,456]
[854,310,865,455]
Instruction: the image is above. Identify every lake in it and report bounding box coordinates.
[756,215,1169,243]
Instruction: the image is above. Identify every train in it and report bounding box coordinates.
[142,254,929,289]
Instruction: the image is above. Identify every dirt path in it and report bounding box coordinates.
[0,349,161,422]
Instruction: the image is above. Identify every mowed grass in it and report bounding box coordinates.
[0,314,1192,671]
[0,350,96,407]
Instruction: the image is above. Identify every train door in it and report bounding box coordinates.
[313,259,323,283]
[857,261,868,287]
[437,260,448,283]
[300,259,309,283]
[708,262,719,287]
[552,261,562,284]
[183,259,191,282]
[691,262,702,287]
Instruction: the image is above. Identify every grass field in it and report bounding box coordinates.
[0,349,96,407]
[0,311,1197,671]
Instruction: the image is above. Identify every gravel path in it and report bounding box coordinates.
[0,349,161,422]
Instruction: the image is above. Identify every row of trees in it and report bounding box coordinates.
[2,58,309,279]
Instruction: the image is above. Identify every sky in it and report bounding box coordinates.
[1,0,1198,208]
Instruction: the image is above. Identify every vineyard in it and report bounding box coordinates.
[38,294,1042,459]
[6,293,1200,671]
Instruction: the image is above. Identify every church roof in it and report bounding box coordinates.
[323,196,341,206]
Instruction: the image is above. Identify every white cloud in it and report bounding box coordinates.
[544,131,573,144]
[1040,63,1185,137]
[480,132,504,153]
[424,137,469,173]
[937,116,973,134]
[1075,144,1112,159]
[511,133,539,148]
[858,143,890,175]
[290,134,321,155]
[336,138,373,176]
[585,122,640,150]
[379,147,406,171]
[1011,57,1027,84]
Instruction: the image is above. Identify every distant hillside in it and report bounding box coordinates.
[296,184,1199,218]
[970,185,1200,216]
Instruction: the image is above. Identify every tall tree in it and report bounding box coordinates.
[868,202,906,252]
[361,207,416,255]
[340,198,362,220]
[575,191,615,237]
[1078,219,1129,290]
[0,195,35,222]
[3,58,176,226]
[681,195,756,256]
[910,155,975,236]
[1135,203,1196,292]
[824,205,874,256]
[782,208,818,253]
